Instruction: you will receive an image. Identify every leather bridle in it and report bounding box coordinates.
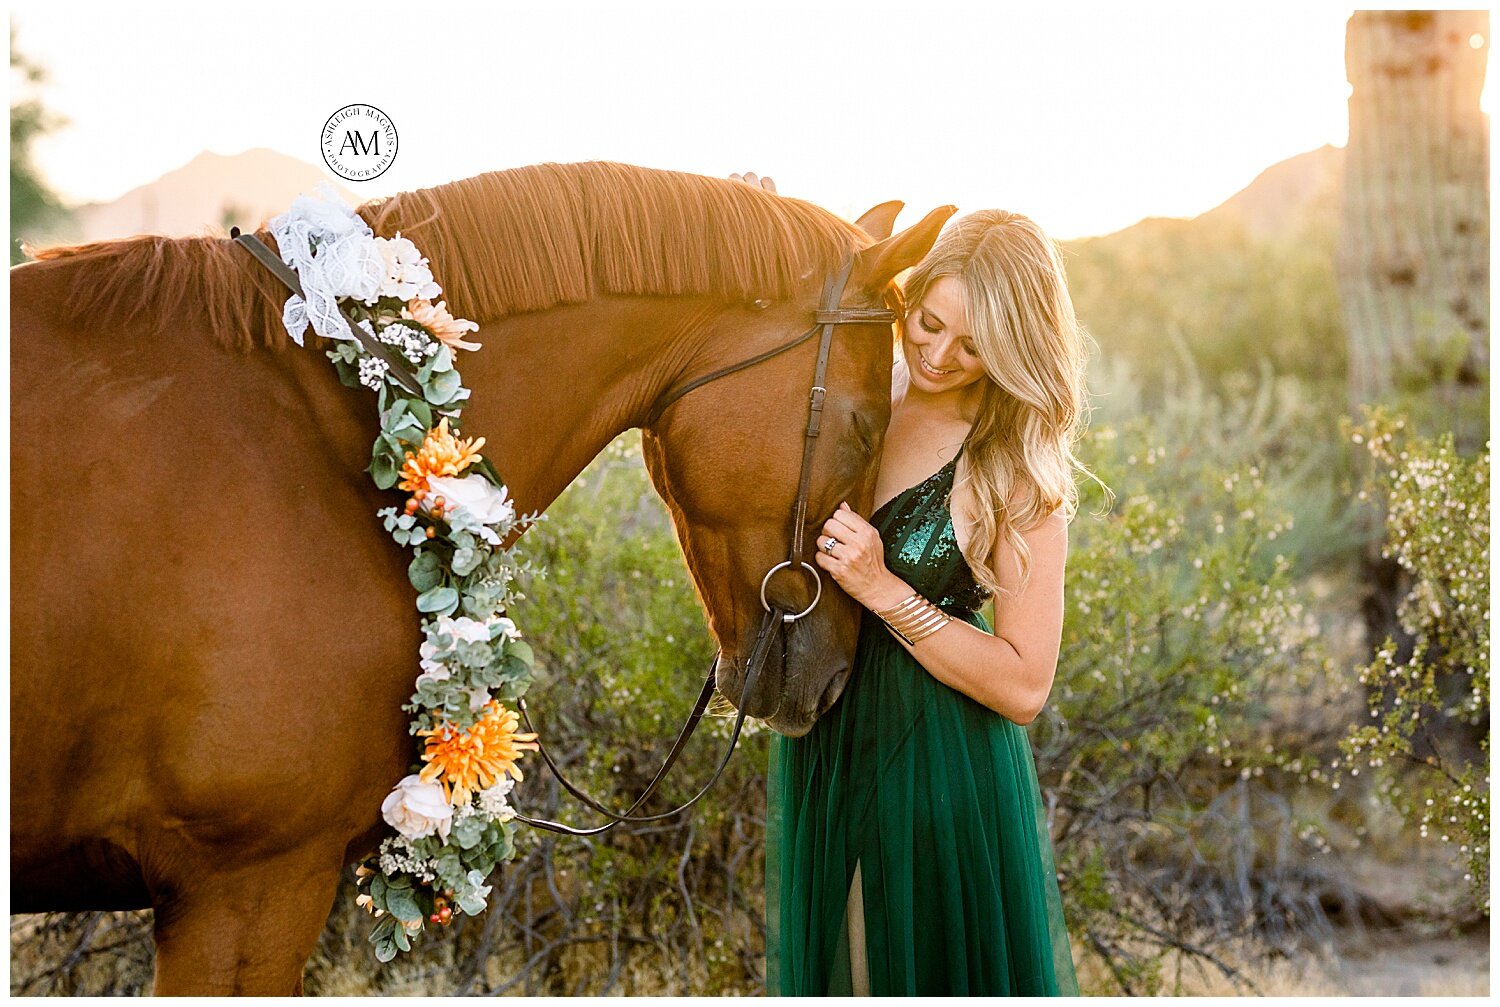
[231,226,897,837]
[511,253,899,835]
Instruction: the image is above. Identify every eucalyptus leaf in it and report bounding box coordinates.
[416,586,459,614]
[424,369,463,406]
[409,552,443,593]
[385,885,422,923]
[369,453,398,490]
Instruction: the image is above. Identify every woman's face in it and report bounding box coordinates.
[900,275,988,393]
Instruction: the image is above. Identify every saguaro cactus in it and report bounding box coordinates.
[1336,10,1489,413]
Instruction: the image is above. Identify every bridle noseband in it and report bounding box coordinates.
[512,254,898,835]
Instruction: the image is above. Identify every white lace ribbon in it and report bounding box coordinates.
[268,181,386,346]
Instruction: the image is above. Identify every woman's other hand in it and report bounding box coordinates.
[728,171,777,194]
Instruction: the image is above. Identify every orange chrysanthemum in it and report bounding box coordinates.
[397,417,485,496]
[417,699,540,806]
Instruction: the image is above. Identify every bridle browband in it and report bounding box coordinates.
[231,227,897,836]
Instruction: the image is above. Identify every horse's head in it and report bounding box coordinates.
[641,203,954,737]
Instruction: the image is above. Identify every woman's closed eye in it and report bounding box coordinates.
[919,312,977,355]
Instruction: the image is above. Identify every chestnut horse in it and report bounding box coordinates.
[11,160,954,993]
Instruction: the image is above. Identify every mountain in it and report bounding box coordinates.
[60,148,364,243]
[1080,143,1346,245]
[1060,144,1349,396]
[1194,144,1345,239]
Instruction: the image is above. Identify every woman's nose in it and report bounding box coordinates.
[927,334,960,367]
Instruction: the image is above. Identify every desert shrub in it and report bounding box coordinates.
[1335,408,1489,916]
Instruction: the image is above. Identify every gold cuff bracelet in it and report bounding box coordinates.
[874,591,952,645]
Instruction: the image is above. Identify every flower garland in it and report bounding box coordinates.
[267,183,544,962]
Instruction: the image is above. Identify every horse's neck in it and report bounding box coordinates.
[454,295,711,531]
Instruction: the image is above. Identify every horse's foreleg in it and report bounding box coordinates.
[149,842,347,995]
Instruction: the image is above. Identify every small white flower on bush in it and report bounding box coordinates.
[376,232,442,301]
[491,616,522,641]
[427,474,515,531]
[381,774,454,841]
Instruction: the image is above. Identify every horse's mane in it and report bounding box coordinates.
[25,161,871,351]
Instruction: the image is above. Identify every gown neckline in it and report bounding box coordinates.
[870,444,964,522]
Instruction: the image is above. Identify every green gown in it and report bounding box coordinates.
[765,446,1079,996]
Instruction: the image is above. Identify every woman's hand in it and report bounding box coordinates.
[728,171,777,194]
[813,502,909,610]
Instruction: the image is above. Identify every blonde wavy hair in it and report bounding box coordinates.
[896,209,1111,600]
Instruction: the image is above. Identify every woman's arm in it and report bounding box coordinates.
[822,504,1069,725]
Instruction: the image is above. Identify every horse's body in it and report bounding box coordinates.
[11,161,951,992]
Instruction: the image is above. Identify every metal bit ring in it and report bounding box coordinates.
[760,560,823,623]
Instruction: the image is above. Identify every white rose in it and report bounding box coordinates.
[427,474,515,528]
[466,685,492,713]
[381,774,453,841]
[491,617,521,641]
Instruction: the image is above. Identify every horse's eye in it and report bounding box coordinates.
[850,412,876,455]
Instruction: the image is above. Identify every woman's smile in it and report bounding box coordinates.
[917,347,958,376]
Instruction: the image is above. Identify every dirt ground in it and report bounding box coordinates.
[1150,927,1490,997]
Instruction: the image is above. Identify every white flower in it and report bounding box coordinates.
[427,474,515,529]
[478,777,517,821]
[376,321,438,364]
[417,638,451,683]
[491,616,522,641]
[381,774,453,841]
[375,232,442,301]
[319,231,385,304]
[357,356,390,390]
[415,664,451,688]
[438,615,492,644]
[466,685,492,713]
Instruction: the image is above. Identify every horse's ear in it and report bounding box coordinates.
[849,204,957,295]
[853,200,905,240]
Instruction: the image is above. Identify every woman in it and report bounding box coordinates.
[733,173,1095,996]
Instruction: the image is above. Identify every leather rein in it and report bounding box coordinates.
[232,229,896,836]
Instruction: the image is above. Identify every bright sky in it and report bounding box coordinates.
[9,1,1490,240]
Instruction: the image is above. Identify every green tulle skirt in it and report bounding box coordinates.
[766,606,1079,996]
